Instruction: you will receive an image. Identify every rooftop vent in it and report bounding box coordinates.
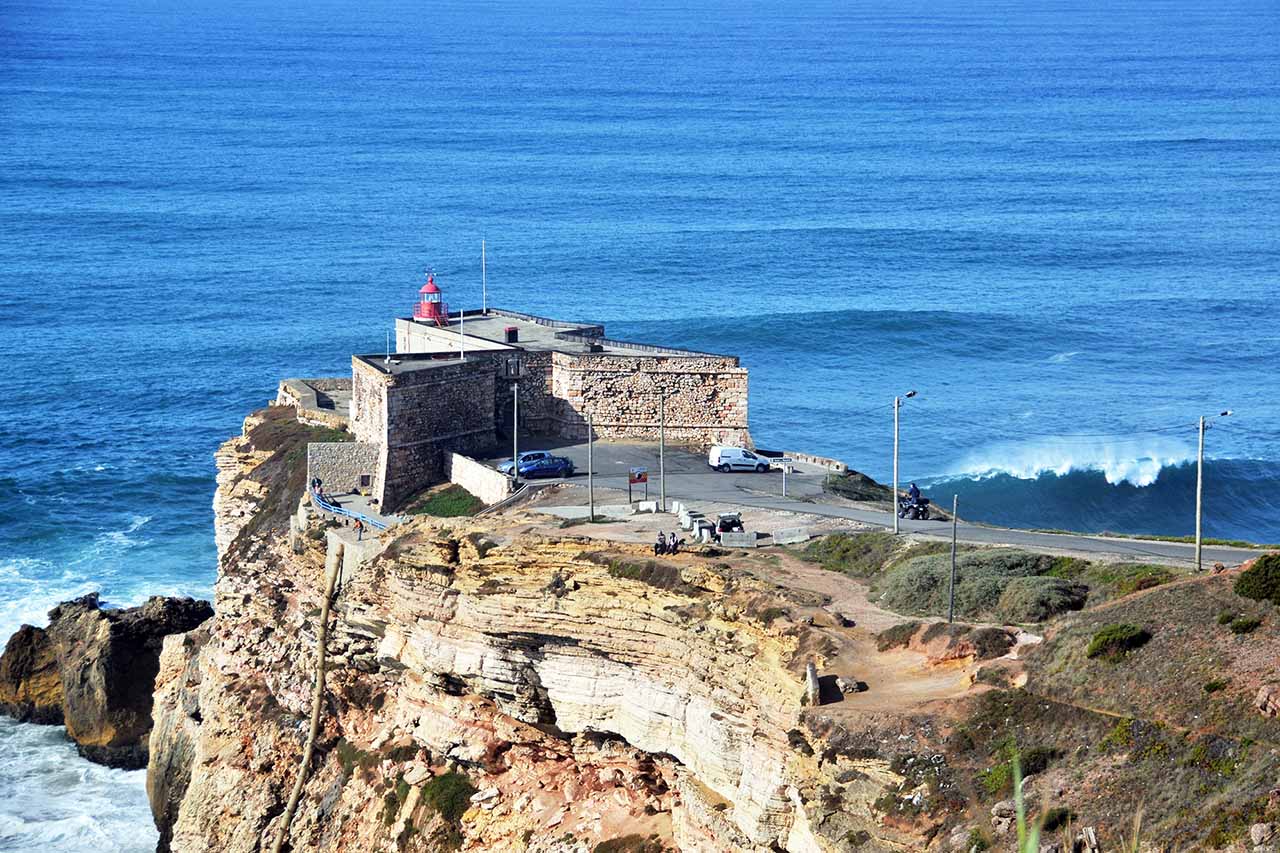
[504,326,519,344]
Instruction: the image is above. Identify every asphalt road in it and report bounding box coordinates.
[485,438,1266,568]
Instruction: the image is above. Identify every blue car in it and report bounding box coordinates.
[497,450,554,475]
[518,456,575,478]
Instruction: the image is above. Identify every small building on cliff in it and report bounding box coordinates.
[291,276,751,511]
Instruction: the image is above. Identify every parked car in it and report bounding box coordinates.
[518,455,575,479]
[497,450,554,474]
[707,445,770,473]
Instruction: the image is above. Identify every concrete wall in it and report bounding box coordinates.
[548,352,750,446]
[445,453,512,506]
[307,441,380,494]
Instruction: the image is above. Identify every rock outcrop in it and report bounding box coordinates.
[0,593,213,768]
[0,624,63,724]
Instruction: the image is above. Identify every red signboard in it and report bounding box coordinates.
[629,467,648,485]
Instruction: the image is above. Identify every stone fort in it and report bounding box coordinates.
[280,281,751,511]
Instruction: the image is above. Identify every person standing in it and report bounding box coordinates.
[355,519,364,541]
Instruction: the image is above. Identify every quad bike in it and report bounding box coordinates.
[897,495,931,521]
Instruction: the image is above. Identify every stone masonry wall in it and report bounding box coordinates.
[276,378,352,430]
[492,350,556,437]
[445,453,513,506]
[306,441,380,495]
[549,352,750,447]
[379,360,497,510]
[350,360,387,446]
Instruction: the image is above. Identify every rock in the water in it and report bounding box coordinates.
[0,625,64,724]
[0,592,212,769]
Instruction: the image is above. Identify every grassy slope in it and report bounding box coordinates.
[803,532,1280,847]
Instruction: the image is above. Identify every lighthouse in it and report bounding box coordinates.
[413,273,448,326]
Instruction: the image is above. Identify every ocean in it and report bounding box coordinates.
[2,0,1278,847]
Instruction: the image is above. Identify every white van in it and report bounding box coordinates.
[708,446,770,473]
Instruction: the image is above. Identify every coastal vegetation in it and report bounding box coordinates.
[802,532,1188,623]
[1234,552,1280,605]
[405,483,485,517]
[1084,624,1152,661]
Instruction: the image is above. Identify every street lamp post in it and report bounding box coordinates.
[1196,409,1232,571]
[892,390,917,535]
[659,392,666,513]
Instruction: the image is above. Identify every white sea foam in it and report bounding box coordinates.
[948,435,1194,487]
[1047,351,1081,363]
[0,719,156,852]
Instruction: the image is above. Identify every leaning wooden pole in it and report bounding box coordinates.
[270,559,339,853]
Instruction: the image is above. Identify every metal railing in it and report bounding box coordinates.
[310,489,388,531]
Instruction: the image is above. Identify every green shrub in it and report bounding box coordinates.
[1229,616,1262,635]
[1204,679,1229,693]
[876,621,922,651]
[802,532,898,577]
[406,484,485,517]
[874,549,1081,621]
[1217,611,1238,625]
[1086,624,1151,661]
[995,576,1088,623]
[977,762,1012,797]
[421,771,477,824]
[1235,553,1280,605]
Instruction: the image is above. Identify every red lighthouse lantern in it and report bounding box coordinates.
[413,273,449,326]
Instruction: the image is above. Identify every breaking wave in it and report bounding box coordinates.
[949,435,1194,487]
[925,456,1280,542]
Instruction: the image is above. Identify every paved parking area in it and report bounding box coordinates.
[481,437,828,504]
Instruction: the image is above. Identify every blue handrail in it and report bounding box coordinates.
[310,488,388,531]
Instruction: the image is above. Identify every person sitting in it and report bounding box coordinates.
[908,482,921,504]
[655,532,667,556]
[668,532,678,554]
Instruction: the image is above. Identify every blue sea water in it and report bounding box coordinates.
[2,0,1278,847]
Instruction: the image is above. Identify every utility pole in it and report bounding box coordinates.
[481,239,487,314]
[659,392,666,513]
[1195,415,1206,571]
[587,413,594,522]
[1194,409,1231,572]
[948,495,958,623]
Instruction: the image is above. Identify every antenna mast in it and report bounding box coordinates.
[481,239,488,314]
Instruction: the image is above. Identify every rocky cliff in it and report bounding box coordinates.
[148,407,961,853]
[0,592,213,768]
